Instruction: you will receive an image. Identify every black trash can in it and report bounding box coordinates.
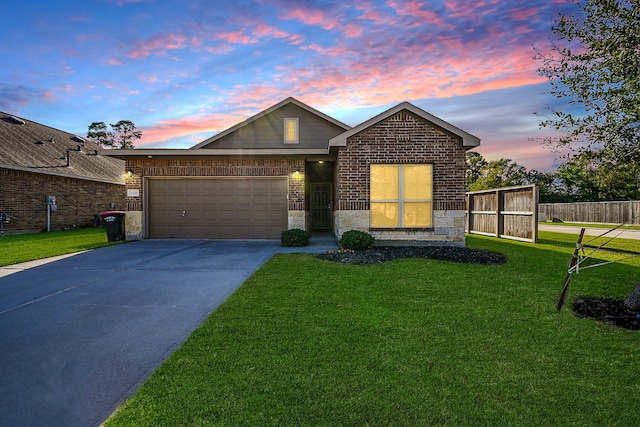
[99,211,126,241]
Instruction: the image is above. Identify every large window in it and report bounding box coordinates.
[370,164,433,228]
[284,118,298,144]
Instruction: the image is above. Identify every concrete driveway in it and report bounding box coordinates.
[0,239,286,427]
[538,224,640,240]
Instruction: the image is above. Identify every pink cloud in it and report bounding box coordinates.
[344,24,363,38]
[281,8,340,31]
[128,33,187,58]
[509,7,540,21]
[136,74,168,84]
[215,30,253,44]
[387,0,449,26]
[253,23,289,39]
[137,113,246,146]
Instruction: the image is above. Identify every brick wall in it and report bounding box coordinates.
[1,168,125,233]
[335,110,467,211]
[124,157,305,211]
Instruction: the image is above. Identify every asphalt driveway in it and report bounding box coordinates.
[0,239,286,427]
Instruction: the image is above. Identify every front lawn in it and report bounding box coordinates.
[105,232,640,426]
[0,228,119,267]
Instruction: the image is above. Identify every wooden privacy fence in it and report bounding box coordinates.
[539,201,640,224]
[466,184,539,243]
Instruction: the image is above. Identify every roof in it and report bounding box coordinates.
[0,112,125,185]
[328,102,481,148]
[191,97,351,149]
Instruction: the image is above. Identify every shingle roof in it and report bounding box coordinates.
[0,112,125,184]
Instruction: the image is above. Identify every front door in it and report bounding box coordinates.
[310,182,332,230]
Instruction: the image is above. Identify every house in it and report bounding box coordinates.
[0,112,126,233]
[104,97,480,246]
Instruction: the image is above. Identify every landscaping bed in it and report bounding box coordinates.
[573,296,640,330]
[316,245,507,265]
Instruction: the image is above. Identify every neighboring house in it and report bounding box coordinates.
[104,97,480,246]
[0,113,126,233]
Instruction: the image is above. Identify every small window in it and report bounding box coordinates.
[370,164,433,228]
[284,118,298,144]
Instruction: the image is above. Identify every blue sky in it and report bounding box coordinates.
[0,0,575,171]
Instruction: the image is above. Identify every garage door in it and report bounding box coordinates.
[148,178,288,239]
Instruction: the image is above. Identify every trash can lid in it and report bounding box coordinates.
[99,211,126,217]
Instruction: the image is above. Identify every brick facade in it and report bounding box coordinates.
[334,110,468,246]
[0,168,125,233]
[335,110,467,211]
[124,157,305,211]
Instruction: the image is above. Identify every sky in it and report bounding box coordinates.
[0,0,577,171]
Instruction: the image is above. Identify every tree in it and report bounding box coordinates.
[465,151,488,188]
[87,120,142,149]
[535,0,640,163]
[467,158,530,192]
[555,152,601,201]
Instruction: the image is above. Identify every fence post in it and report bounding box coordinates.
[532,185,539,243]
[495,188,501,238]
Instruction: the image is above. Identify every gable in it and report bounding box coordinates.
[350,110,465,147]
[195,99,350,150]
[330,102,480,149]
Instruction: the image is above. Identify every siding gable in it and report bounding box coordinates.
[198,103,348,150]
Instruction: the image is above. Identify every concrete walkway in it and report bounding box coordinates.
[538,224,640,240]
[0,237,337,427]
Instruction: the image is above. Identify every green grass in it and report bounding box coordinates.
[105,233,640,426]
[0,228,120,266]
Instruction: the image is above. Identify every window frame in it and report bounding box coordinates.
[284,118,299,144]
[369,164,433,229]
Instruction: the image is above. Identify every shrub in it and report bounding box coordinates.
[281,229,311,247]
[340,230,375,250]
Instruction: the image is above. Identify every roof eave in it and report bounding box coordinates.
[101,148,331,159]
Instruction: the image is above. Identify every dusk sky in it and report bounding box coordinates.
[0,0,576,171]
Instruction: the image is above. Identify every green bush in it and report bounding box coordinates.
[339,230,375,250]
[281,229,311,247]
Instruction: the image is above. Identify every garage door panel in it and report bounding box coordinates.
[148,178,288,239]
[218,180,235,192]
[235,181,252,191]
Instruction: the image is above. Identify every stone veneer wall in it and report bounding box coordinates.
[123,157,306,239]
[334,110,468,246]
[0,168,125,233]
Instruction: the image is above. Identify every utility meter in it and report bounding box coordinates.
[47,195,57,212]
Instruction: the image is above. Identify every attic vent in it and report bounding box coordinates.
[8,116,26,125]
[71,135,85,144]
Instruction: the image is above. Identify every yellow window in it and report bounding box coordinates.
[404,165,432,200]
[370,164,433,228]
[371,202,399,227]
[370,165,399,200]
[284,118,298,143]
[404,202,433,227]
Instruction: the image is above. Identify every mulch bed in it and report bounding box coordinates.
[573,296,640,330]
[316,246,507,265]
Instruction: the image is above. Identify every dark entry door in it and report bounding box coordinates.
[310,182,332,230]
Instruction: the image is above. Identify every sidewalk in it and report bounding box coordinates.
[0,252,87,279]
[538,224,640,241]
